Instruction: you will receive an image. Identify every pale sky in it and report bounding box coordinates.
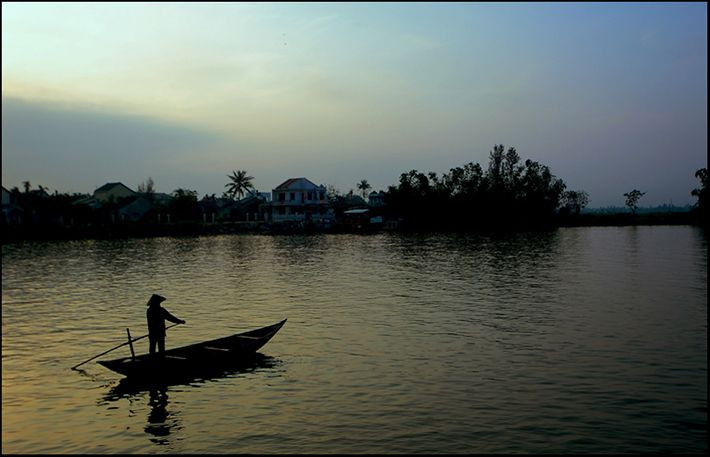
[2,2,707,207]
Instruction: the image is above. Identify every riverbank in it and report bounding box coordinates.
[1,211,705,243]
[558,211,700,227]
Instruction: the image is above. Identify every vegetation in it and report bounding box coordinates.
[137,176,155,196]
[224,170,254,200]
[4,149,706,241]
[325,184,341,202]
[691,167,707,224]
[357,179,371,199]
[623,189,646,215]
[384,145,567,229]
[561,190,590,216]
[6,184,91,227]
[170,188,199,221]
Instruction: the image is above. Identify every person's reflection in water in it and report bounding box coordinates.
[100,354,281,446]
[144,387,172,445]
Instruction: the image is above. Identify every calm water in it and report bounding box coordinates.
[2,226,707,453]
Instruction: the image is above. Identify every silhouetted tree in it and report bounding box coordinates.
[384,145,567,229]
[487,144,505,191]
[385,170,427,224]
[170,188,199,221]
[517,159,566,220]
[503,147,523,193]
[691,168,708,220]
[137,177,155,195]
[326,184,341,202]
[562,190,590,215]
[357,179,371,199]
[225,170,254,200]
[624,189,646,215]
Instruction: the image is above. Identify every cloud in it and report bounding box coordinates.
[1,96,228,193]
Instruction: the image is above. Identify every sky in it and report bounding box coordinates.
[2,2,707,207]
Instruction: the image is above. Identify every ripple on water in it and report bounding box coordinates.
[1,227,707,453]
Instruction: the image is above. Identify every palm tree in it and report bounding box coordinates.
[357,179,371,199]
[225,170,254,200]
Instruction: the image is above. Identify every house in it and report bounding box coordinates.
[1,186,23,224]
[254,191,272,202]
[72,195,102,209]
[93,182,137,203]
[144,192,173,207]
[232,194,269,221]
[342,208,370,230]
[342,193,368,209]
[342,208,384,231]
[118,197,153,222]
[198,196,239,222]
[269,177,332,223]
[1,186,10,207]
[368,191,386,207]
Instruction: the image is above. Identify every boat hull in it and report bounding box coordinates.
[97,319,286,378]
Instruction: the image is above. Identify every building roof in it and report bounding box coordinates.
[344,208,370,215]
[72,196,102,208]
[273,177,324,191]
[119,196,151,210]
[344,194,367,205]
[95,182,135,193]
[145,192,173,204]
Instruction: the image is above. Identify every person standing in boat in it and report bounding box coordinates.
[146,294,185,356]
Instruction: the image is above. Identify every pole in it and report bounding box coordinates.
[71,322,182,370]
[126,328,136,361]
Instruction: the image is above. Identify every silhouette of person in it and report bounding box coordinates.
[145,387,180,445]
[146,294,185,356]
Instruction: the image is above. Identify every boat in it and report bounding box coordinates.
[102,354,280,397]
[97,319,287,378]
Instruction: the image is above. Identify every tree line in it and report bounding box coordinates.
[4,146,707,230]
[369,146,707,229]
[381,145,577,229]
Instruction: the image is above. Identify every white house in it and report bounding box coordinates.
[269,177,331,223]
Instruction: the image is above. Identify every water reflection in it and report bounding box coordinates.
[100,354,281,445]
[103,353,280,398]
[145,388,177,445]
[270,234,328,266]
[3,229,706,454]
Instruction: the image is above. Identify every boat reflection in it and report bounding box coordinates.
[100,353,280,446]
[103,353,280,398]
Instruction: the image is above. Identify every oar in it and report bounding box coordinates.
[71,322,183,370]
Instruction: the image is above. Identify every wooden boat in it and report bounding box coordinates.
[97,319,286,378]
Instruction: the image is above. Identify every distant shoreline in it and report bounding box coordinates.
[557,211,700,227]
[1,211,705,244]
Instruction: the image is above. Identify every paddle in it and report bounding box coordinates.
[71,322,183,370]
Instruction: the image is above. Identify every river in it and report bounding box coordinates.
[1,226,707,453]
